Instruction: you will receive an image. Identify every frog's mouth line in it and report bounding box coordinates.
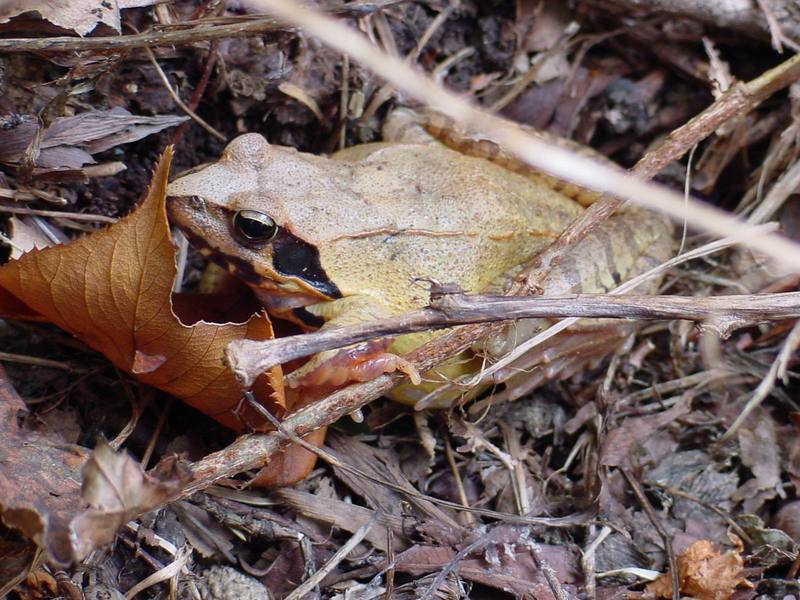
[166,194,342,302]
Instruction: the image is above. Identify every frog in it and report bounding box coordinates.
[166,109,674,410]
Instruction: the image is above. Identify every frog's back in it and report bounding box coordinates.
[321,143,583,313]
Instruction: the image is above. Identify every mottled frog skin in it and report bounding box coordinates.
[167,110,673,408]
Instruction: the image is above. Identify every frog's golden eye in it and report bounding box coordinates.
[233,210,279,243]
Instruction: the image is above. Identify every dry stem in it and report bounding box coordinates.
[0,3,403,53]
[228,291,800,386]
[596,0,800,51]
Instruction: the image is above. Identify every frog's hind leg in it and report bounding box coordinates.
[473,209,673,407]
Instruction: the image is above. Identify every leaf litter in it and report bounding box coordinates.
[0,0,161,36]
[1,1,800,599]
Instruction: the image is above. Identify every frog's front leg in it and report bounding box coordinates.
[285,296,421,389]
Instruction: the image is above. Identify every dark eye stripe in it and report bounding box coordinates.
[271,228,342,299]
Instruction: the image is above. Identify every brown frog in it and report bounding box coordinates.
[167,110,673,408]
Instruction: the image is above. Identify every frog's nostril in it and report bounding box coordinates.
[166,194,204,209]
[187,195,206,210]
[165,195,208,224]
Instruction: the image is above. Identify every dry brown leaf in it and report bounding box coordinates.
[600,395,691,469]
[395,538,580,599]
[0,286,42,321]
[0,0,160,35]
[0,536,37,598]
[647,537,748,600]
[736,411,781,513]
[0,147,284,431]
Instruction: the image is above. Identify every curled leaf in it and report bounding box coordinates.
[0,148,283,430]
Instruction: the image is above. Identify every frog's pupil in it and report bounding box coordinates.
[234,210,278,242]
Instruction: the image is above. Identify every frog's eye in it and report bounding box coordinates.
[233,210,279,243]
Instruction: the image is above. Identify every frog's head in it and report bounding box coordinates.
[167,133,343,303]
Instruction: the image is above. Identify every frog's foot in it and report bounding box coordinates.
[286,339,421,389]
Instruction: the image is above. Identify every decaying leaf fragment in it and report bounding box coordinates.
[0,108,188,170]
[647,536,749,600]
[0,364,86,566]
[70,440,191,562]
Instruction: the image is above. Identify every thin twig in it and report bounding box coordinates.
[444,440,476,527]
[227,291,800,385]
[720,319,800,441]
[0,205,116,223]
[142,46,226,141]
[0,3,405,53]
[527,540,576,600]
[384,530,395,600]
[169,40,220,148]
[581,525,612,600]
[417,526,498,600]
[141,397,173,470]
[0,18,280,52]
[0,352,79,371]
[748,157,800,224]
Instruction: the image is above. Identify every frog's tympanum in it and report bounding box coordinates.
[167,110,673,411]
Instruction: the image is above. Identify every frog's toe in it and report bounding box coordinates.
[287,339,421,389]
[349,353,421,385]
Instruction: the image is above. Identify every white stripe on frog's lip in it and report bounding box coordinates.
[253,287,319,310]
